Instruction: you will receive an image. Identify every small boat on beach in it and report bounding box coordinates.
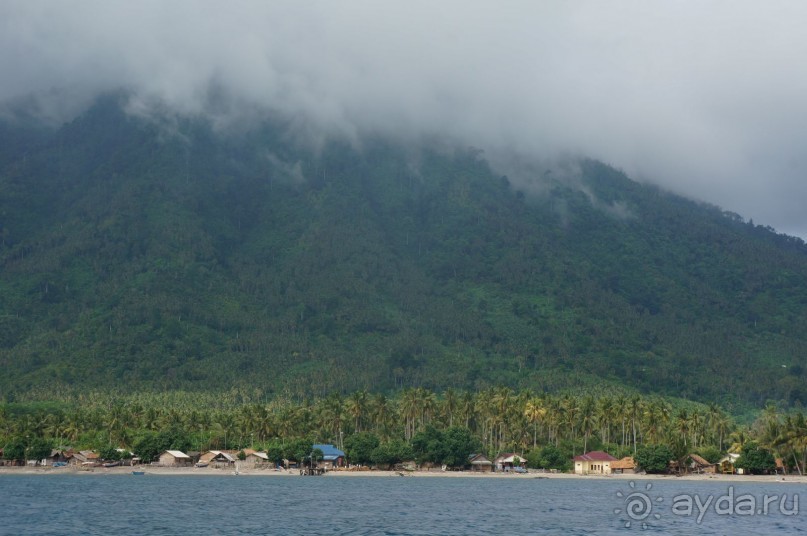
[132,471,145,475]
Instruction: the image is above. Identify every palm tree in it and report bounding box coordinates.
[706,402,723,447]
[628,396,642,454]
[614,394,628,449]
[345,390,369,433]
[643,399,671,446]
[728,427,749,454]
[368,393,395,439]
[689,411,706,449]
[757,405,782,451]
[0,406,8,437]
[475,388,496,453]
[208,421,229,450]
[398,388,420,441]
[315,394,344,445]
[441,388,458,428]
[457,391,475,430]
[492,387,514,451]
[579,396,596,453]
[275,405,296,442]
[780,412,807,475]
[419,389,438,429]
[142,407,160,431]
[674,408,690,449]
[544,396,563,447]
[254,406,275,443]
[595,397,614,446]
[293,399,315,438]
[560,395,580,447]
[524,396,547,448]
[189,411,213,451]
[62,411,82,444]
[104,403,130,446]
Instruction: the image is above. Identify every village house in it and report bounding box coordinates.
[185,451,202,465]
[72,450,100,466]
[39,449,72,466]
[718,453,740,474]
[468,453,493,472]
[243,450,270,468]
[610,456,636,474]
[198,450,237,467]
[573,451,617,475]
[493,453,527,472]
[313,444,345,469]
[158,450,192,467]
[688,454,717,474]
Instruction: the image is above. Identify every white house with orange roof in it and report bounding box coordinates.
[573,450,617,475]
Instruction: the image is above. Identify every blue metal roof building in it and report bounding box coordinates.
[313,444,346,463]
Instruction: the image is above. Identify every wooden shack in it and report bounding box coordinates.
[468,453,494,472]
[158,450,192,467]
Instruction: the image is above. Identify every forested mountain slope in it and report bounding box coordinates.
[2,95,806,409]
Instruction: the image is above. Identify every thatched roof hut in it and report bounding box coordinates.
[611,456,636,474]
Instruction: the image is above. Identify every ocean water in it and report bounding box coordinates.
[1,474,805,535]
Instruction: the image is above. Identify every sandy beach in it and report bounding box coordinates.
[2,465,806,484]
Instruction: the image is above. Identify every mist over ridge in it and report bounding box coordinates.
[2,1,807,236]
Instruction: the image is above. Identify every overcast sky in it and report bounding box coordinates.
[2,1,807,236]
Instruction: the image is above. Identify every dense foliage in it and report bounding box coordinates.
[343,431,379,466]
[411,425,479,467]
[1,95,807,409]
[734,442,777,475]
[2,389,805,473]
[526,444,572,472]
[635,444,675,474]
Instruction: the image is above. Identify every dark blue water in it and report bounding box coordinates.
[1,474,805,535]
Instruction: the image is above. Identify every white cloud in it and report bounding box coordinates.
[2,0,807,235]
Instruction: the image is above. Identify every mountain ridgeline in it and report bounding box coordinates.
[1,96,806,409]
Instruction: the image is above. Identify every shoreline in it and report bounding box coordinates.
[1,465,804,483]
